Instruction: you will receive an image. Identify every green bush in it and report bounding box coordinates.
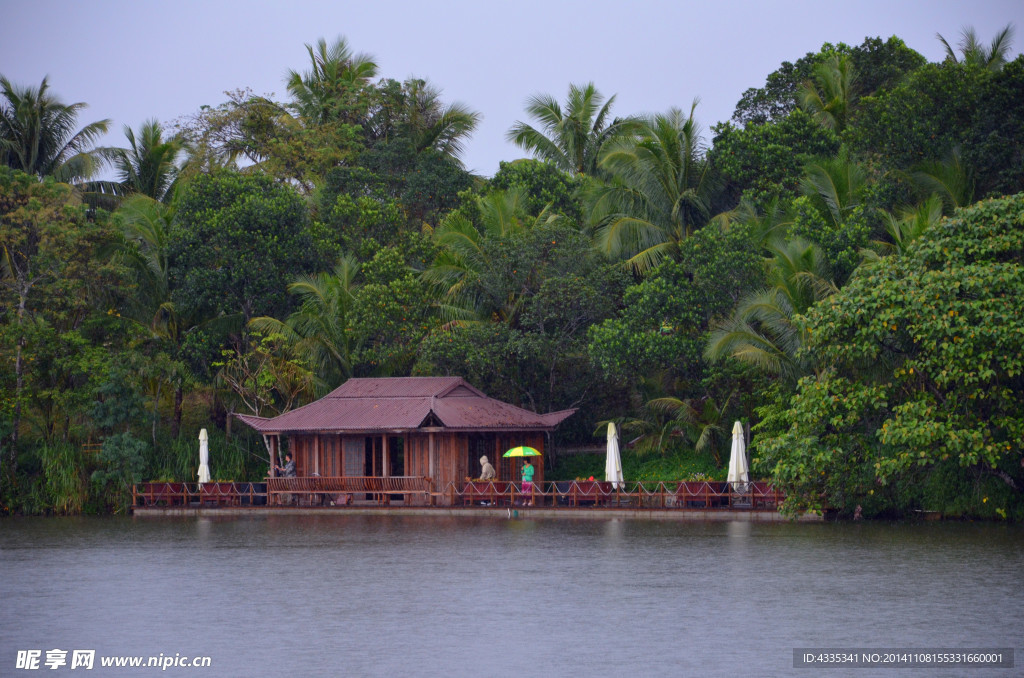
[551,448,725,482]
[91,433,149,512]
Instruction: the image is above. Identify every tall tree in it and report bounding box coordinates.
[349,245,440,377]
[706,237,836,383]
[422,188,563,324]
[249,254,362,395]
[587,103,717,273]
[286,36,379,125]
[937,24,1017,72]
[1,168,121,468]
[111,194,202,438]
[711,109,840,210]
[731,37,924,127]
[169,170,315,324]
[587,219,763,405]
[962,55,1024,198]
[799,151,868,228]
[0,76,109,182]
[756,194,1024,517]
[798,54,858,132]
[98,119,183,202]
[368,78,480,164]
[507,82,635,175]
[416,222,627,426]
[849,60,988,171]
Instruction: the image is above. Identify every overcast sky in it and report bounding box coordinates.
[2,0,1021,178]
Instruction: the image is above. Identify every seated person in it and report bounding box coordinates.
[479,455,496,481]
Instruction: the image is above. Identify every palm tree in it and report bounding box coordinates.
[506,82,636,175]
[114,195,174,324]
[937,24,1016,72]
[586,102,716,273]
[111,196,180,438]
[642,394,734,463]
[706,238,836,382]
[909,148,974,213]
[799,150,868,228]
[286,36,379,125]
[399,78,480,163]
[422,188,563,324]
[98,119,183,202]
[0,75,109,181]
[249,254,362,396]
[865,195,944,261]
[710,196,794,247]
[797,54,857,132]
[367,78,481,165]
[112,194,237,437]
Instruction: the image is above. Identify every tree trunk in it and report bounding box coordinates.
[7,286,30,477]
[994,470,1019,492]
[5,264,39,477]
[151,382,161,448]
[172,385,183,439]
[8,334,24,476]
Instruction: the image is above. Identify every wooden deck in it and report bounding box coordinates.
[133,479,784,512]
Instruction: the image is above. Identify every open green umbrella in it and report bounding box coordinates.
[503,446,541,457]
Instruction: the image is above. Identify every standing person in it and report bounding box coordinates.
[521,458,535,506]
[275,453,296,478]
[273,452,297,506]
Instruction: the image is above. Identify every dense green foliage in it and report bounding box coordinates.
[756,195,1024,517]
[2,28,1021,518]
[170,171,316,323]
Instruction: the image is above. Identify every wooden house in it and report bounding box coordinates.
[235,376,575,505]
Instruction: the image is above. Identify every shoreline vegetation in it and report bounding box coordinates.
[2,28,1022,521]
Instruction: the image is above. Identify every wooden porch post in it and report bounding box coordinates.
[382,434,389,477]
[428,431,436,505]
[339,436,345,478]
[268,435,279,477]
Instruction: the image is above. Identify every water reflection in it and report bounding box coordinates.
[1,516,1022,677]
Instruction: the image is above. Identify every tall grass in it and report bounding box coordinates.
[40,441,88,514]
[155,428,269,482]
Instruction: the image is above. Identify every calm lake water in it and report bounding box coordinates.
[1,514,1022,677]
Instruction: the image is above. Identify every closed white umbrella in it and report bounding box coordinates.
[605,422,624,489]
[727,421,749,493]
[198,428,211,485]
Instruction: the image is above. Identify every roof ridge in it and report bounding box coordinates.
[434,377,485,399]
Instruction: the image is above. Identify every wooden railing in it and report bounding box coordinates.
[132,478,783,511]
[448,480,784,509]
[266,476,431,506]
[132,482,267,507]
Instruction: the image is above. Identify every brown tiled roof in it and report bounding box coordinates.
[235,377,575,434]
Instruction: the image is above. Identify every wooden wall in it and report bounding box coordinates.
[404,435,430,478]
[283,430,547,505]
[493,432,545,486]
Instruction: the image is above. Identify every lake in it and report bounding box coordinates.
[1,514,1021,677]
